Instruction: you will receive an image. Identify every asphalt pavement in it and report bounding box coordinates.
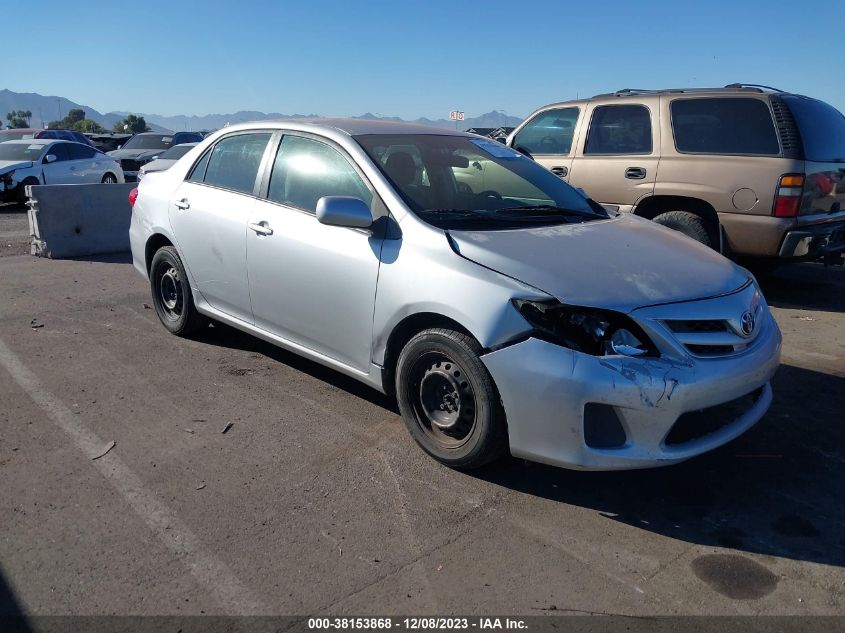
[0,205,843,619]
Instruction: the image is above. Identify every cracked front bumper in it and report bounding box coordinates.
[481,314,781,470]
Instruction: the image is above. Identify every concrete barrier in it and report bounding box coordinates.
[27,183,135,258]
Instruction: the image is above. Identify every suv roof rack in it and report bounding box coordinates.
[592,84,784,98]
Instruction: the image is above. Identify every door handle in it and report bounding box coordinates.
[551,166,568,178]
[173,198,190,210]
[625,167,646,179]
[248,221,274,236]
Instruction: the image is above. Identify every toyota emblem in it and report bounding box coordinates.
[740,310,756,336]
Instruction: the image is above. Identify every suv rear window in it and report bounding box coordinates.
[584,105,652,155]
[782,96,845,162]
[671,98,779,155]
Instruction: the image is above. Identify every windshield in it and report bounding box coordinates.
[122,134,174,151]
[784,96,845,162]
[0,143,45,161]
[159,143,196,160]
[356,134,607,229]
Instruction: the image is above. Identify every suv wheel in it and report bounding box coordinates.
[395,328,508,469]
[652,211,713,248]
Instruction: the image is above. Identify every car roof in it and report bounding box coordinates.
[224,117,468,137]
[2,139,53,145]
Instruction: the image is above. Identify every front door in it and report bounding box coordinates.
[247,133,384,372]
[168,131,273,323]
[508,105,581,182]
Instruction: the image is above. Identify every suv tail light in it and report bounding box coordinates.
[773,174,804,218]
[128,188,139,208]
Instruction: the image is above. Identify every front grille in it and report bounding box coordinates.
[686,344,736,356]
[120,159,141,171]
[665,319,728,334]
[664,387,764,446]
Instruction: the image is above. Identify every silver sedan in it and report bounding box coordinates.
[128,119,781,470]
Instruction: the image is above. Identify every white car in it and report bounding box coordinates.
[137,142,198,181]
[0,139,124,204]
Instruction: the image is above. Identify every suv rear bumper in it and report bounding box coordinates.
[720,212,845,259]
[778,220,845,261]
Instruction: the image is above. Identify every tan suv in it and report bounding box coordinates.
[506,84,845,264]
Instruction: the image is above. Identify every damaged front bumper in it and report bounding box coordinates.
[481,311,781,470]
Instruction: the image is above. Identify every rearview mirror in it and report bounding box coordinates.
[447,154,469,168]
[316,196,373,229]
[44,154,57,164]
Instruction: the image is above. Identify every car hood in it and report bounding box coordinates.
[0,160,34,174]
[448,213,750,313]
[107,149,161,160]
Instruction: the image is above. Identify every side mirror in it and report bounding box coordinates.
[44,154,57,164]
[316,196,373,229]
[117,145,122,149]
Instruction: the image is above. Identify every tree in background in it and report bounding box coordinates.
[113,114,149,134]
[47,108,105,133]
[5,110,32,128]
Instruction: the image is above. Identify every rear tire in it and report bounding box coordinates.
[101,173,118,184]
[17,177,39,206]
[652,210,713,248]
[395,328,508,469]
[149,246,207,336]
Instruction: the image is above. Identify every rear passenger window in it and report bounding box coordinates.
[268,135,372,213]
[511,107,579,156]
[584,105,652,155]
[202,133,271,194]
[671,98,779,155]
[67,144,96,160]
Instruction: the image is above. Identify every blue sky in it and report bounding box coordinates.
[7,0,844,120]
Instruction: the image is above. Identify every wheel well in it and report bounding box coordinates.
[633,196,720,243]
[144,234,173,273]
[381,312,474,397]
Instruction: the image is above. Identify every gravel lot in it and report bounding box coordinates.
[0,205,843,619]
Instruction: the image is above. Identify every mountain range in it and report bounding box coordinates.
[1,89,523,133]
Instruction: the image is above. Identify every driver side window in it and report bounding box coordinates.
[512,107,579,156]
[46,143,70,162]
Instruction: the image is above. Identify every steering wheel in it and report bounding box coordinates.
[539,137,558,152]
[476,190,502,200]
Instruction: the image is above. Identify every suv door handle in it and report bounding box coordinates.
[248,221,274,236]
[551,166,568,178]
[625,167,646,179]
[173,198,190,210]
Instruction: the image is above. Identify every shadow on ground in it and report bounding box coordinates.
[474,363,845,569]
[0,567,30,631]
[758,262,844,313]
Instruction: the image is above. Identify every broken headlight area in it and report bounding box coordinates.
[512,299,658,357]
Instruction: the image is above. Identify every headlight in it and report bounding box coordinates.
[513,299,656,357]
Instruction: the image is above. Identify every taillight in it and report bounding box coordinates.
[128,187,139,207]
[773,174,804,218]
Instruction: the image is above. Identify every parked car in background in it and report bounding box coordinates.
[86,133,132,153]
[0,128,96,146]
[508,85,845,266]
[0,139,124,204]
[108,131,203,181]
[137,142,198,181]
[130,119,780,471]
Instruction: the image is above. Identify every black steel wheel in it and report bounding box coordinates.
[149,245,207,336]
[395,328,507,469]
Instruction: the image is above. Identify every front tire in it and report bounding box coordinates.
[149,246,207,336]
[652,210,713,248]
[17,177,39,206]
[395,328,507,469]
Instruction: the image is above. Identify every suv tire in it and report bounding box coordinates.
[652,211,713,248]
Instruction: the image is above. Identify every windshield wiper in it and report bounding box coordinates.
[495,204,606,219]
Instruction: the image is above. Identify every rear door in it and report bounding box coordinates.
[168,131,273,323]
[247,133,385,372]
[508,106,581,181]
[66,143,98,181]
[567,103,659,210]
